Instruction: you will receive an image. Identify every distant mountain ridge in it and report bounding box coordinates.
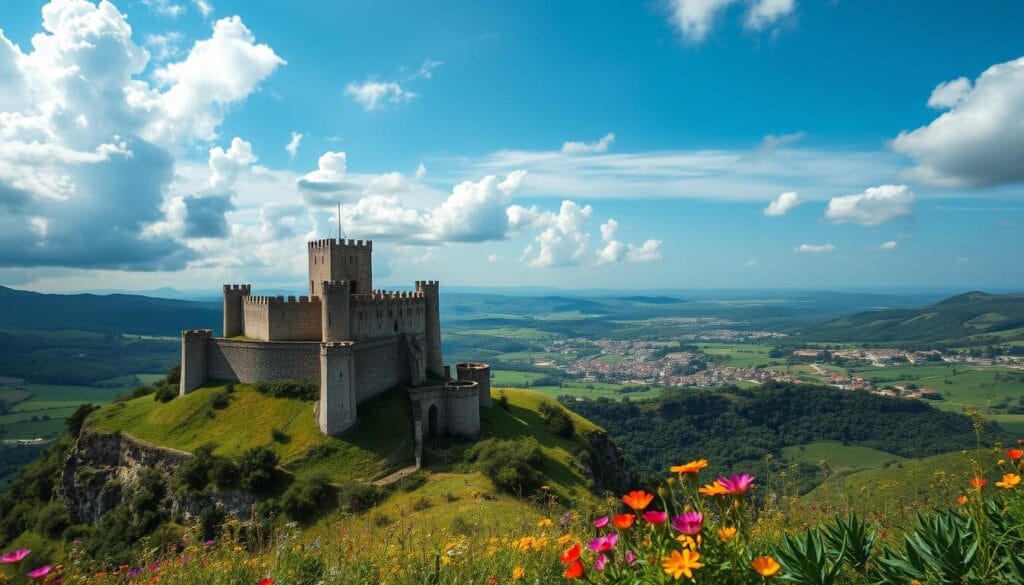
[803,290,1024,345]
[0,285,220,336]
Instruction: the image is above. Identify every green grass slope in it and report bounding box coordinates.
[85,386,610,502]
[88,383,415,482]
[802,291,1024,346]
[782,441,906,475]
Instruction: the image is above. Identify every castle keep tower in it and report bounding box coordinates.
[417,280,443,377]
[307,239,372,297]
[179,237,489,440]
[223,284,251,338]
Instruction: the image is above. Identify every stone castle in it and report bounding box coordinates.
[179,238,491,440]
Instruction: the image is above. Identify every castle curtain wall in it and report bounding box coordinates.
[206,339,320,383]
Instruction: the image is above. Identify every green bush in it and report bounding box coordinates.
[465,437,545,495]
[209,391,230,409]
[238,446,279,494]
[66,403,99,438]
[208,457,239,490]
[538,400,575,438]
[153,384,177,403]
[254,379,318,401]
[280,473,336,523]
[335,481,379,513]
[35,502,72,538]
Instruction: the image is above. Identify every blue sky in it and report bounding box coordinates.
[0,0,1022,293]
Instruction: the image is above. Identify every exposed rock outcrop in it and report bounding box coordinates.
[574,429,634,494]
[60,430,255,524]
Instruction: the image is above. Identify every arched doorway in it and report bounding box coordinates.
[427,404,439,438]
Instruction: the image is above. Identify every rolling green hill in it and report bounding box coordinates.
[801,291,1024,346]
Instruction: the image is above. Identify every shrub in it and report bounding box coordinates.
[208,457,239,490]
[238,446,280,494]
[538,400,575,438]
[209,391,230,409]
[255,379,318,401]
[164,364,181,385]
[153,384,177,403]
[198,504,226,540]
[411,496,432,511]
[497,392,510,411]
[271,427,290,443]
[335,481,379,513]
[281,473,336,523]
[66,403,99,438]
[465,437,545,495]
[35,502,72,538]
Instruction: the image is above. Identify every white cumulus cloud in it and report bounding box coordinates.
[879,240,898,250]
[893,57,1024,187]
[763,191,800,216]
[208,136,256,190]
[825,184,914,226]
[523,201,662,268]
[286,131,302,159]
[561,132,616,155]
[794,243,835,254]
[667,0,795,43]
[345,80,416,111]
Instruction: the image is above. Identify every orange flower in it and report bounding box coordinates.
[956,495,969,505]
[751,556,782,577]
[563,560,584,579]
[612,514,635,530]
[1007,448,1024,461]
[995,473,1021,489]
[718,526,737,542]
[698,481,730,496]
[621,490,655,511]
[559,544,581,564]
[670,459,709,476]
[662,549,703,579]
[970,477,986,489]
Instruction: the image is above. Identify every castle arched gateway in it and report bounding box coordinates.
[178,239,490,439]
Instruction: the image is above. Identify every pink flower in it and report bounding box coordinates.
[594,553,608,571]
[643,510,668,524]
[718,473,755,495]
[1,549,30,563]
[27,565,51,580]
[593,516,609,528]
[626,550,637,565]
[671,512,703,535]
[587,533,619,552]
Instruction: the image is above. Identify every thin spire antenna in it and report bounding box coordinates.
[337,202,341,242]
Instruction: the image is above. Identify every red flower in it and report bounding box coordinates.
[560,544,581,564]
[258,579,274,585]
[1006,448,1023,461]
[970,477,987,489]
[621,490,654,511]
[563,560,585,579]
[612,514,635,530]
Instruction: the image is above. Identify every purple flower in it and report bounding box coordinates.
[204,539,216,547]
[626,550,637,565]
[26,565,51,580]
[594,553,608,571]
[593,516,609,528]
[1,549,30,563]
[643,510,668,524]
[128,567,142,577]
[671,512,703,535]
[717,473,755,495]
[587,533,618,552]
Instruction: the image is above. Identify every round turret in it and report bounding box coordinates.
[444,379,480,437]
[457,362,492,408]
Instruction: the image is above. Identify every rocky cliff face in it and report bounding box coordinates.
[574,429,634,494]
[61,431,255,524]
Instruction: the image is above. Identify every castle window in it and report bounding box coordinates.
[393,320,398,332]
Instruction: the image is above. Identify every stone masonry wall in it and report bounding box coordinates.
[207,338,320,383]
[243,296,321,341]
[349,293,426,341]
[352,338,407,401]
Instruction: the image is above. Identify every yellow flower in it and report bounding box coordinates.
[557,534,575,546]
[670,459,709,475]
[995,473,1021,489]
[537,518,553,528]
[751,555,782,577]
[998,459,1006,466]
[675,534,702,550]
[662,549,703,580]
[512,566,525,580]
[718,526,737,542]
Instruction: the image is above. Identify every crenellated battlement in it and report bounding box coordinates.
[354,290,426,301]
[182,328,213,339]
[223,284,252,293]
[308,238,372,250]
[415,280,439,291]
[243,295,319,306]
